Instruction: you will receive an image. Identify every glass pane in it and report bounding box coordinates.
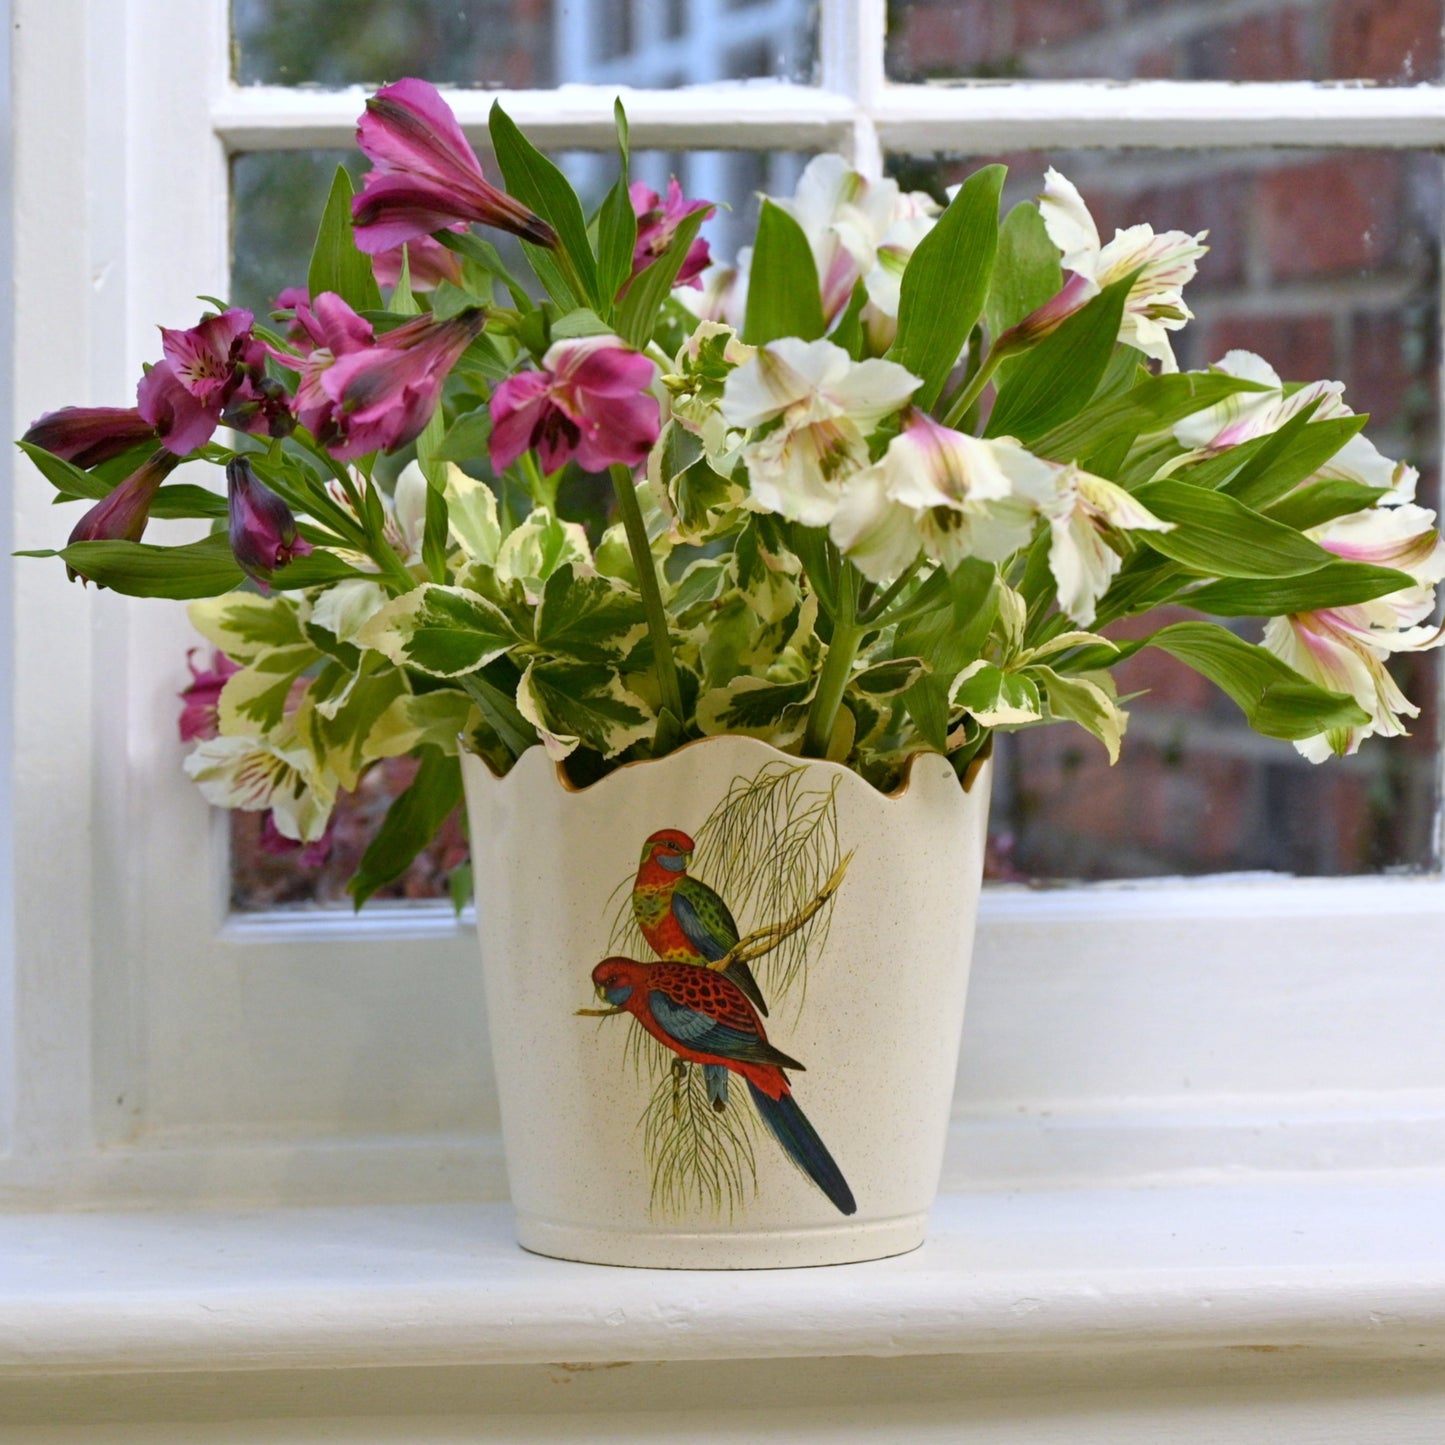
[227,147,808,909]
[891,148,1441,880]
[233,0,816,86]
[888,0,1442,83]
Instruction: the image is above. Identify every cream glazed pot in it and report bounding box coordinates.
[460,734,991,1269]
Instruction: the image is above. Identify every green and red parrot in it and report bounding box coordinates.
[590,956,856,1216]
[632,828,768,1016]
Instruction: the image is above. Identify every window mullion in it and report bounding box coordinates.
[817,0,883,174]
[874,80,1445,153]
[212,82,859,156]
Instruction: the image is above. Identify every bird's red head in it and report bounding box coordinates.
[592,956,647,1003]
[639,828,695,872]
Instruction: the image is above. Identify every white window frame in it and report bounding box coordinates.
[5,0,1445,1210]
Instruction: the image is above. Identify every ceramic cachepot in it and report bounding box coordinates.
[461,734,991,1269]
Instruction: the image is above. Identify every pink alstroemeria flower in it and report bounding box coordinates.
[226,457,313,586]
[288,292,485,460]
[371,232,467,291]
[259,809,335,868]
[65,449,181,580]
[489,335,660,474]
[21,406,156,467]
[352,78,556,253]
[178,649,242,742]
[628,180,714,290]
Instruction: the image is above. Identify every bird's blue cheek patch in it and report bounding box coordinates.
[658,852,687,873]
[604,983,634,1006]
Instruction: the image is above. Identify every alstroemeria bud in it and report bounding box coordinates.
[22,406,155,467]
[352,78,556,252]
[628,180,714,292]
[226,457,312,585]
[65,448,180,581]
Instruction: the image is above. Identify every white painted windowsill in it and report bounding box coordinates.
[4,1177,1443,1381]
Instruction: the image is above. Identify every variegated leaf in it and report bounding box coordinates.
[1032,664,1127,763]
[187,592,310,665]
[534,564,648,665]
[951,661,1044,727]
[694,675,815,745]
[516,661,654,760]
[495,508,593,603]
[357,584,519,678]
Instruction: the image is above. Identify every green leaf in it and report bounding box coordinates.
[307,166,382,314]
[1265,478,1389,532]
[421,472,450,583]
[434,406,493,463]
[1132,479,1336,578]
[517,660,653,759]
[1182,561,1416,617]
[489,101,599,309]
[889,164,1004,409]
[694,675,815,742]
[18,440,111,500]
[595,100,637,312]
[1220,414,1369,511]
[616,206,709,350]
[149,483,229,520]
[986,273,1132,444]
[348,748,462,908]
[459,666,538,759]
[897,557,997,749]
[268,549,376,590]
[534,564,647,663]
[357,584,520,678]
[438,230,535,311]
[1146,621,1370,739]
[983,199,1062,343]
[1031,372,1271,466]
[58,533,244,598]
[742,200,825,347]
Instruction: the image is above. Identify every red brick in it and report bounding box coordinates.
[1201,315,1338,384]
[1258,154,1402,281]
[1132,45,1178,79]
[890,0,1004,77]
[1013,0,1110,49]
[1208,11,1323,80]
[1346,313,1412,426]
[1330,0,1442,81]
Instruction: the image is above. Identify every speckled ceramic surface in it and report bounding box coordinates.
[461,735,991,1269]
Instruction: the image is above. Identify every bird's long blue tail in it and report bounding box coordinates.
[746,1081,856,1215]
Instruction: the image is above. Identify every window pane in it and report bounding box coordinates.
[888,0,1442,83]
[232,0,817,87]
[891,148,1441,881]
[227,147,808,909]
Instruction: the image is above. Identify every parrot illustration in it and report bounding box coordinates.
[632,828,768,1017]
[589,956,856,1216]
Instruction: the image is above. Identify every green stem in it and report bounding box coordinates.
[859,556,923,627]
[609,463,685,737]
[941,347,1005,430]
[801,563,862,759]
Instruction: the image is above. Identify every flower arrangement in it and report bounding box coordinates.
[19,80,1443,905]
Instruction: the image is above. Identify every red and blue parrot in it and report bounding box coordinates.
[632,828,768,1016]
[590,956,856,1216]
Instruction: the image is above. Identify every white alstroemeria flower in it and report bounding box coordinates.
[775,155,939,323]
[1026,168,1208,372]
[829,415,1051,582]
[183,734,337,843]
[720,337,920,526]
[1044,466,1175,627]
[1173,351,1418,496]
[1264,501,1445,761]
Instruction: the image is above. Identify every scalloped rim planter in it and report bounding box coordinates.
[460,735,991,1270]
